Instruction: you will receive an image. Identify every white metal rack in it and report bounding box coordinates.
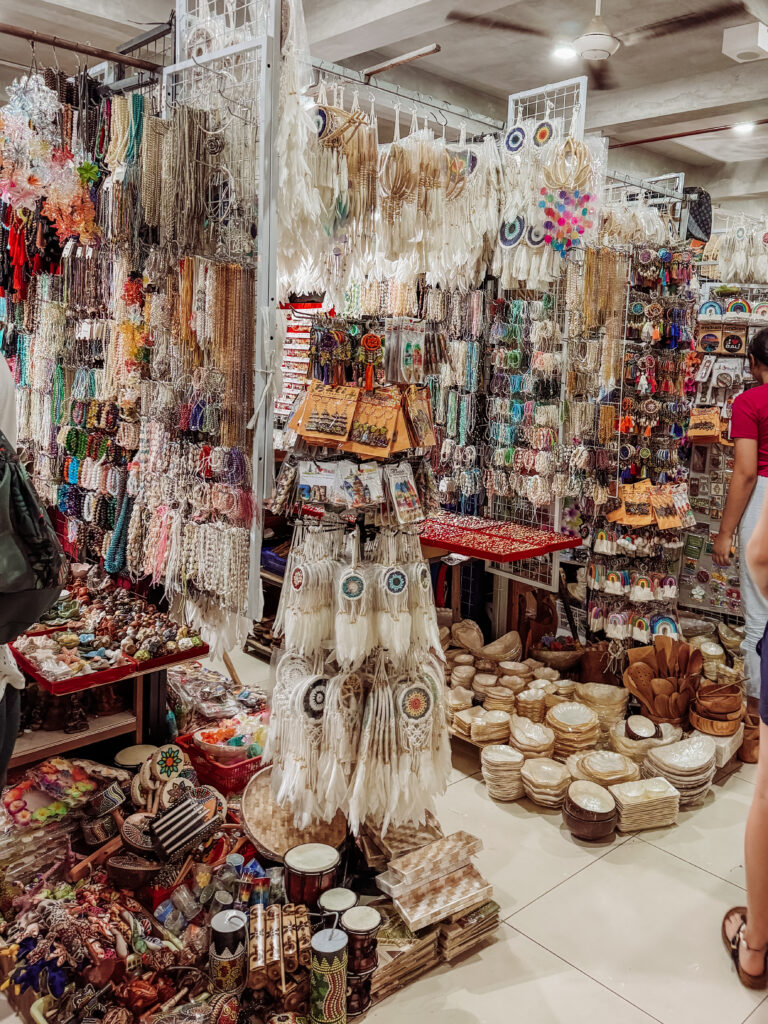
[163,0,280,622]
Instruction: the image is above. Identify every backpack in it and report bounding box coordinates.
[0,428,67,644]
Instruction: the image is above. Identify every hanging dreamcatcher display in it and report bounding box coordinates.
[267,520,449,833]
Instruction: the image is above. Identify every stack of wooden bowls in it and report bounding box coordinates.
[689,680,744,737]
[562,781,618,841]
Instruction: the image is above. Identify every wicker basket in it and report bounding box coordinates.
[530,646,584,670]
[480,630,522,663]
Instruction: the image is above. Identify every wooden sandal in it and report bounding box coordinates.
[722,907,768,989]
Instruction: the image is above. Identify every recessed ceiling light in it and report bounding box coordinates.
[553,44,578,61]
[733,121,756,134]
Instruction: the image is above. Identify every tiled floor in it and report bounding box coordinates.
[367,739,765,1024]
[1,679,763,1023]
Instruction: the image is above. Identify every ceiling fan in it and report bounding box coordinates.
[447,1,747,90]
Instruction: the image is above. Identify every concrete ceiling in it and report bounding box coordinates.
[0,0,766,213]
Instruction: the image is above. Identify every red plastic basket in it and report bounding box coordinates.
[176,732,265,796]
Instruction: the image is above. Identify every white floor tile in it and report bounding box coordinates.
[729,760,759,786]
[366,922,657,1024]
[639,774,753,889]
[511,837,764,1024]
[204,648,273,690]
[433,774,629,919]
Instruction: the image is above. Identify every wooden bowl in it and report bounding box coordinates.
[562,805,617,841]
[530,647,584,670]
[561,790,618,823]
[689,707,743,737]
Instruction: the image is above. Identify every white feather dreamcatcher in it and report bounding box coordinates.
[347,656,399,834]
[316,668,364,822]
[281,523,342,654]
[408,559,442,654]
[335,528,376,668]
[392,659,451,826]
[375,564,411,662]
[274,671,328,828]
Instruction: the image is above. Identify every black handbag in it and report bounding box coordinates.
[0,428,66,644]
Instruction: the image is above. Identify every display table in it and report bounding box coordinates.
[8,652,206,769]
[419,512,582,621]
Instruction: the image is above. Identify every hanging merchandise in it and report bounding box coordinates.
[0,43,266,655]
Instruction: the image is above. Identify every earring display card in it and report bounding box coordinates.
[290,381,359,445]
[343,387,402,458]
[678,529,742,617]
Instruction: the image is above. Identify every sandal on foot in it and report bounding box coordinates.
[722,907,768,989]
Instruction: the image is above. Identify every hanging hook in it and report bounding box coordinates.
[27,40,38,77]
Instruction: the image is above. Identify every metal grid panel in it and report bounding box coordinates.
[487,552,560,593]
[164,41,263,265]
[507,77,587,137]
[176,0,268,61]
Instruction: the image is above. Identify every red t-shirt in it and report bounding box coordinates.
[731,383,768,477]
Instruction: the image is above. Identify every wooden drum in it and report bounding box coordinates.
[284,843,340,909]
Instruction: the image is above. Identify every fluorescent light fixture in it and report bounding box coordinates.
[733,121,756,134]
[553,44,578,61]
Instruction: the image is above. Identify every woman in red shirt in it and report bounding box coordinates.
[717,329,768,985]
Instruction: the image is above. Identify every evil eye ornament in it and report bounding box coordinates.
[499,214,526,248]
[533,120,554,147]
[505,125,526,153]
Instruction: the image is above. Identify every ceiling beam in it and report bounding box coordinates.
[306,0,515,63]
[586,59,768,135]
[701,157,768,200]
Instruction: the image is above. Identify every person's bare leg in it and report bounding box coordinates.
[726,720,768,976]
[747,488,768,600]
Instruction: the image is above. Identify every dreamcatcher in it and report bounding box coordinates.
[539,107,597,256]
